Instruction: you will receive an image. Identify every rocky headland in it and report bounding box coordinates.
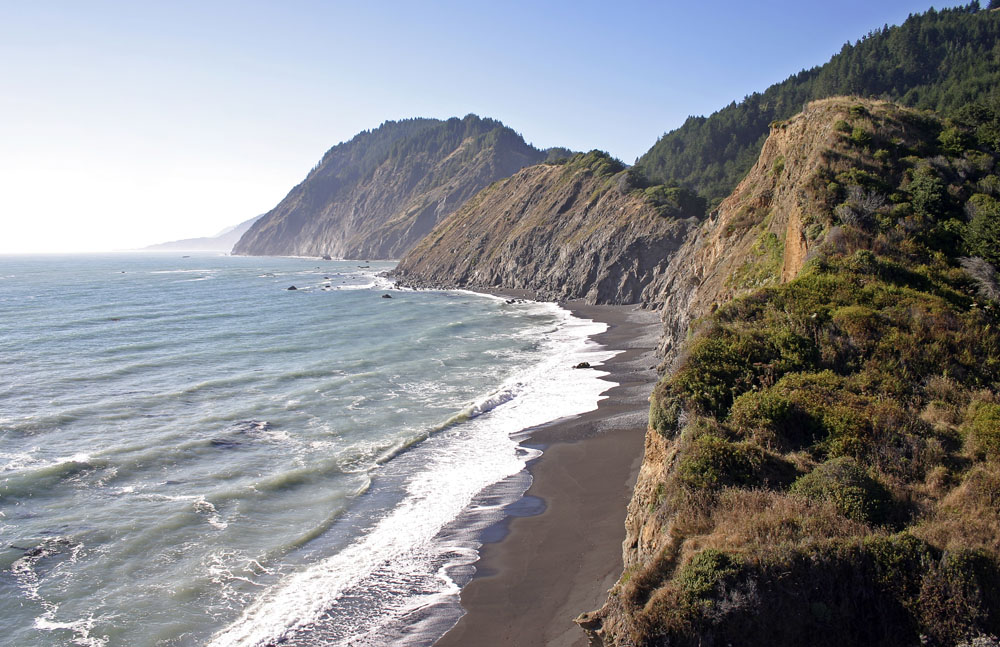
[391,151,700,304]
[232,115,560,259]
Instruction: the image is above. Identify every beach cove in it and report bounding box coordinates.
[434,296,662,647]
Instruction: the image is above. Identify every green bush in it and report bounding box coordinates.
[864,533,935,603]
[669,327,819,420]
[910,168,947,219]
[677,434,768,490]
[565,149,625,177]
[772,155,786,177]
[965,193,1000,265]
[791,456,893,525]
[729,389,820,449]
[965,400,1000,459]
[939,125,972,156]
[650,384,684,437]
[851,126,873,147]
[643,184,707,219]
[677,549,746,601]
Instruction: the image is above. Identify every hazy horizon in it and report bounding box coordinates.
[1,0,967,253]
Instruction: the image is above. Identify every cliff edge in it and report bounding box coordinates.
[583,97,1000,646]
[391,151,700,304]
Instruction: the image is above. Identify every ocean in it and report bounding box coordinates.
[0,253,616,647]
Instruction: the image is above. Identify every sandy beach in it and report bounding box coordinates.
[434,299,662,647]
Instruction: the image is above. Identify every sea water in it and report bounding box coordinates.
[0,253,616,647]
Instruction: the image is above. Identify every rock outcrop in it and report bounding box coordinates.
[232,116,551,259]
[391,152,699,304]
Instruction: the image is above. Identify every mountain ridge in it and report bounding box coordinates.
[636,3,1000,206]
[391,150,700,304]
[231,115,559,259]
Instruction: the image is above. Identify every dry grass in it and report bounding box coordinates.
[914,464,1000,554]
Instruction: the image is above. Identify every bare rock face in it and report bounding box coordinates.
[391,154,698,305]
[232,116,548,259]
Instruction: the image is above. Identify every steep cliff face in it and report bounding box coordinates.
[232,116,548,259]
[391,152,699,304]
[585,97,1000,646]
[652,97,914,365]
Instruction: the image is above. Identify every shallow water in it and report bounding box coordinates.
[0,253,615,646]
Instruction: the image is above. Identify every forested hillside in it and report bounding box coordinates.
[637,3,1000,206]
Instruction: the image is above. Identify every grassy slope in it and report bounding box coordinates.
[615,99,1000,646]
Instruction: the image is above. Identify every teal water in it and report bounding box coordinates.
[0,253,615,646]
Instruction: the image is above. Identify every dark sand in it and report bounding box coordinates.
[434,297,661,647]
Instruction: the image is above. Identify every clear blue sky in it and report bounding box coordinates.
[0,0,969,252]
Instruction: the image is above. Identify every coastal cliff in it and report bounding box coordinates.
[232,115,550,259]
[391,151,700,304]
[650,97,894,364]
[582,97,1000,646]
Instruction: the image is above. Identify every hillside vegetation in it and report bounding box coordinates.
[587,97,1000,646]
[232,115,554,259]
[637,3,1000,207]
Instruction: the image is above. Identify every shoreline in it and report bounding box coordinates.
[434,294,661,647]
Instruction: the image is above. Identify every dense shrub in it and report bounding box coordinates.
[677,434,766,490]
[791,457,894,525]
[965,400,1000,459]
[676,549,747,601]
[965,193,1000,264]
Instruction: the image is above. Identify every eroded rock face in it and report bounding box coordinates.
[232,116,548,259]
[647,97,906,366]
[391,160,696,305]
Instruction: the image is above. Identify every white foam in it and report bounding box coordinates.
[207,303,618,646]
[194,496,228,530]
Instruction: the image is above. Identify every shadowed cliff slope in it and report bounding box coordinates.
[390,151,700,304]
[583,97,1000,647]
[232,115,550,259]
